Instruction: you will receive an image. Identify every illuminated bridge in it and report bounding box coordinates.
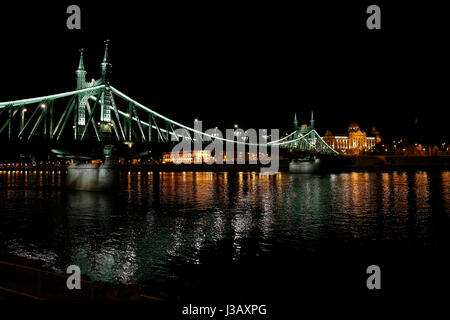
[0,41,338,158]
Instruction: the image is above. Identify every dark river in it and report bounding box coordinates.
[1,169,449,300]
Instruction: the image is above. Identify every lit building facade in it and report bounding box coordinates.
[162,150,270,164]
[162,150,215,164]
[323,123,381,154]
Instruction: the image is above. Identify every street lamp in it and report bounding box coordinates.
[214,127,218,137]
[20,108,27,131]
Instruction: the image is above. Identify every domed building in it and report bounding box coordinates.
[323,122,381,155]
[348,122,360,132]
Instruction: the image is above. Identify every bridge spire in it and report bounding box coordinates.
[310,110,315,129]
[77,49,85,71]
[294,113,299,130]
[100,40,113,129]
[101,40,112,84]
[76,49,87,89]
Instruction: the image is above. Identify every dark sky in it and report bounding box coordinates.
[0,1,447,143]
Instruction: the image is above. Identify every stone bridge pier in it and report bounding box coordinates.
[289,157,323,173]
[65,145,120,191]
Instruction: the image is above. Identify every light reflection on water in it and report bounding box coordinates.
[0,170,448,285]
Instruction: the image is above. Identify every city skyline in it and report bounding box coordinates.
[0,3,447,144]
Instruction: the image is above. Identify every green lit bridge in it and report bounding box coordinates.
[0,41,338,158]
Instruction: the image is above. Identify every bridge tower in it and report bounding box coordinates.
[293,113,299,131]
[74,42,113,141]
[76,49,87,90]
[309,111,316,145]
[99,40,113,139]
[293,113,300,147]
[101,40,112,84]
[75,49,90,137]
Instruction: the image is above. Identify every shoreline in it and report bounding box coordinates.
[0,251,167,300]
[347,155,450,169]
[0,155,449,173]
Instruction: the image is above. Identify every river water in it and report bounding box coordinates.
[0,170,449,299]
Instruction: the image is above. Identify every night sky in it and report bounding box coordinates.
[0,2,447,143]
